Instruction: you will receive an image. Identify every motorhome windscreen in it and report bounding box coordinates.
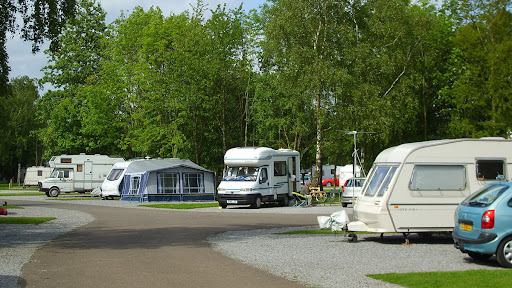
[223,167,259,181]
[107,169,124,181]
[364,166,397,197]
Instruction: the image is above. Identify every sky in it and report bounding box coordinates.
[6,0,266,91]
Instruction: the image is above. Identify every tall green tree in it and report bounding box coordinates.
[0,0,77,92]
[0,76,40,180]
[37,0,107,159]
[441,0,512,138]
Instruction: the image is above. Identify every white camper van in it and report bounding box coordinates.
[100,161,132,200]
[348,138,512,235]
[23,166,52,188]
[38,154,125,197]
[217,147,301,209]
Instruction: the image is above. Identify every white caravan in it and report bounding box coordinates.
[100,161,132,200]
[348,138,512,234]
[39,154,124,197]
[23,166,53,188]
[217,147,301,209]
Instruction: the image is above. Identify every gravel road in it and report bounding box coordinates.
[0,195,505,288]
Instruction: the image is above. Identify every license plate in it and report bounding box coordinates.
[227,200,238,204]
[460,223,472,231]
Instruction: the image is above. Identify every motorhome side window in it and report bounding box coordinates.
[61,158,72,163]
[364,166,397,197]
[223,167,259,181]
[410,165,466,190]
[476,160,505,180]
[274,161,287,176]
[259,168,268,183]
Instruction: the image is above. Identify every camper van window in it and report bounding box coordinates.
[37,170,43,176]
[476,160,505,180]
[61,158,72,163]
[274,161,287,176]
[107,169,124,181]
[77,165,83,172]
[365,166,397,197]
[259,167,268,183]
[183,173,203,193]
[129,176,140,194]
[409,165,466,190]
[223,166,259,181]
[157,173,179,193]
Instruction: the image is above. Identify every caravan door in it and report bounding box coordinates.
[83,161,93,191]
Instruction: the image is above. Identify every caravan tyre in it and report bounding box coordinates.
[48,187,60,197]
[252,196,262,209]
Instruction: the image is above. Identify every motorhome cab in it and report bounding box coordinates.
[39,154,124,197]
[348,138,512,234]
[217,147,301,209]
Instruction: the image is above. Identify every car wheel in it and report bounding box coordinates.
[48,187,60,197]
[467,251,492,261]
[496,235,512,268]
[251,196,262,209]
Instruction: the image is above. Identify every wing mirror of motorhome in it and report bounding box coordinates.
[259,168,268,184]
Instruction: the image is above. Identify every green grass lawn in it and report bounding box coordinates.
[369,270,511,288]
[0,192,46,196]
[0,217,56,224]
[139,203,220,209]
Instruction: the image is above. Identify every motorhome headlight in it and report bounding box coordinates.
[240,188,253,192]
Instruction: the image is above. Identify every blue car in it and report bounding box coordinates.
[453,181,512,268]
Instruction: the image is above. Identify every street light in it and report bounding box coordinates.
[338,130,376,178]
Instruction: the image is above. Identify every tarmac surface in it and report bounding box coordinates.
[1,195,344,288]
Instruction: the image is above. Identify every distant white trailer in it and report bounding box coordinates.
[38,154,124,197]
[23,166,52,188]
[348,138,512,235]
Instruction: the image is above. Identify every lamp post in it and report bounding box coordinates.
[338,130,376,177]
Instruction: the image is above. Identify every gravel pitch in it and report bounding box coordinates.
[0,195,506,288]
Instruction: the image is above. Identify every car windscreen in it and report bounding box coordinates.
[462,183,510,207]
[223,166,259,181]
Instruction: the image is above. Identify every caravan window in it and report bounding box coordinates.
[157,173,179,194]
[183,173,204,193]
[129,176,140,195]
[410,165,466,190]
[476,160,505,180]
[274,161,287,176]
[223,167,259,181]
[365,166,397,197]
[107,169,124,181]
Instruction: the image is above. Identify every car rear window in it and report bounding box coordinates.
[462,184,510,207]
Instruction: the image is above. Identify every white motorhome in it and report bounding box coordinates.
[100,161,132,200]
[39,154,125,197]
[217,147,301,209]
[348,138,512,235]
[23,166,52,188]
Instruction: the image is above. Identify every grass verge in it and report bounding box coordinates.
[0,217,56,224]
[368,270,511,288]
[139,203,220,209]
[0,192,46,196]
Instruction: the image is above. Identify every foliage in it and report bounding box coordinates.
[0,0,77,92]
[0,217,56,224]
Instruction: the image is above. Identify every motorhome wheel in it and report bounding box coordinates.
[497,236,512,268]
[280,195,289,207]
[48,187,60,197]
[220,203,227,209]
[252,196,262,209]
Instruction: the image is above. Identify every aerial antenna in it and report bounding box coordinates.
[337,130,376,178]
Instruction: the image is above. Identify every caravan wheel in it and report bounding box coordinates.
[48,187,60,197]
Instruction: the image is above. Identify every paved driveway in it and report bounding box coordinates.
[13,200,334,288]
